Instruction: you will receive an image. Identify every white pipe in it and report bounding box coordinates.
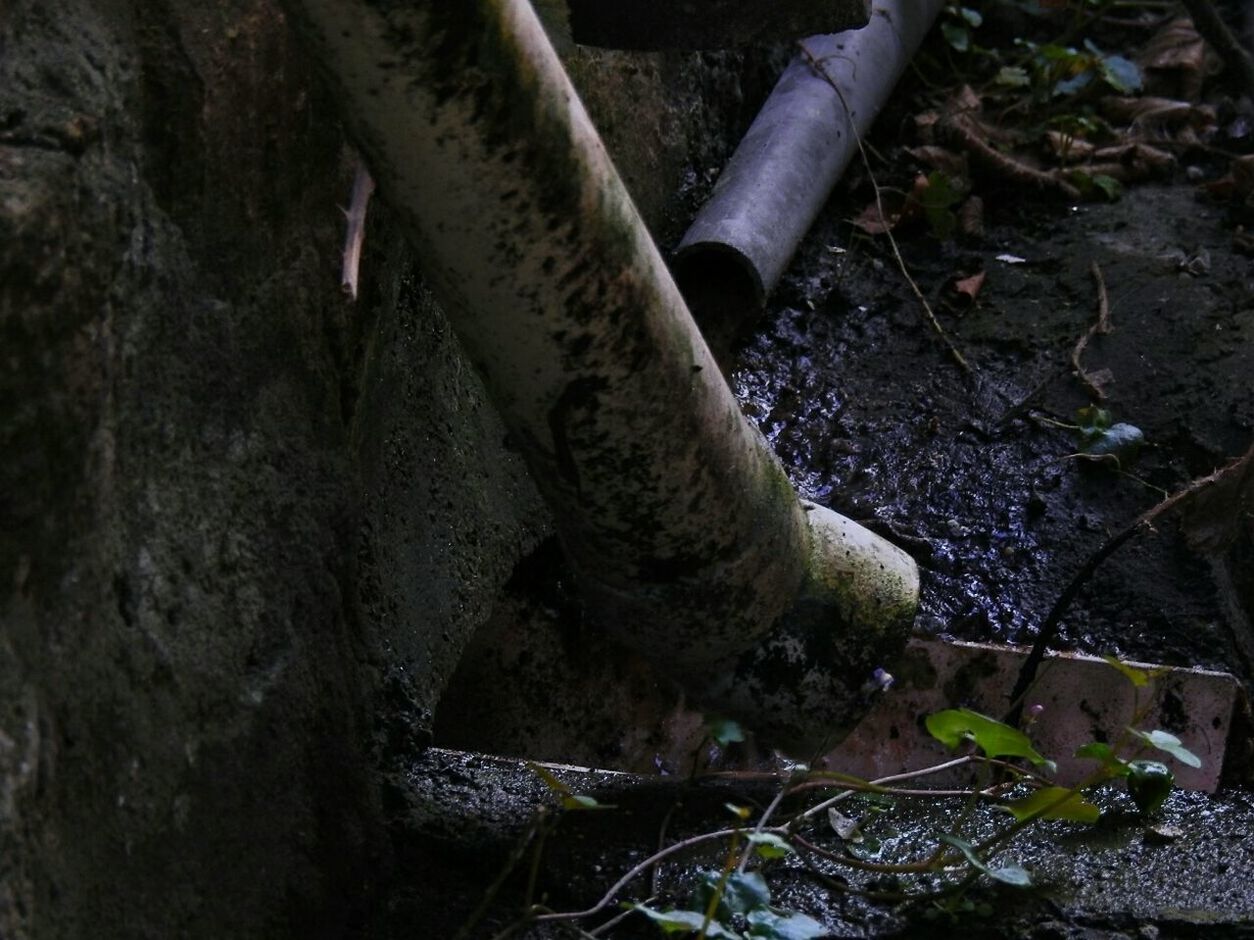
[282,0,919,752]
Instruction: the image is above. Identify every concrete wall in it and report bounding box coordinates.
[0,0,770,935]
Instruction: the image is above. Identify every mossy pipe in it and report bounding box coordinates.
[676,0,945,354]
[282,0,918,751]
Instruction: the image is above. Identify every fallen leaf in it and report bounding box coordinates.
[951,270,986,302]
[1138,17,1215,100]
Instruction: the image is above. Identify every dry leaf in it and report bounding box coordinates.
[958,195,984,237]
[950,270,986,304]
[1138,17,1216,99]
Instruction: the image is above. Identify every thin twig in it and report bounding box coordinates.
[340,162,375,300]
[942,106,1083,201]
[529,827,746,926]
[798,41,973,375]
[455,810,548,940]
[1071,261,1114,400]
[1006,443,1254,722]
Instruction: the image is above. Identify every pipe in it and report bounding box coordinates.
[282,0,918,753]
[560,0,870,51]
[675,0,945,356]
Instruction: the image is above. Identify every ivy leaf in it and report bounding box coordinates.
[995,65,1032,88]
[746,907,827,939]
[987,864,1034,887]
[1054,71,1094,96]
[561,793,614,811]
[1091,174,1122,202]
[722,871,771,914]
[937,833,1033,887]
[1100,655,1156,687]
[748,832,795,860]
[1075,741,1130,776]
[999,786,1101,823]
[1082,422,1145,462]
[1100,54,1142,93]
[956,7,983,27]
[925,708,1052,767]
[631,905,740,938]
[708,716,746,747]
[1129,729,1202,768]
[1076,406,1112,432]
[942,21,971,52]
[1126,760,1175,816]
[526,762,614,810]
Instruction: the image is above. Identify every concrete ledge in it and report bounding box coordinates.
[389,747,1254,937]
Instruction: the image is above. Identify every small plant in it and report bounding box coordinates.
[484,657,1201,938]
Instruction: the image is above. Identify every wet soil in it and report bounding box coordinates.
[733,180,1254,687]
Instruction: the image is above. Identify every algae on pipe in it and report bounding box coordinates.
[282,0,917,753]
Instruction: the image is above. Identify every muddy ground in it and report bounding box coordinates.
[733,79,1254,696]
[428,6,1254,937]
[738,179,1253,680]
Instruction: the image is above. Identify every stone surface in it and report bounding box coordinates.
[0,0,544,935]
[0,1,776,935]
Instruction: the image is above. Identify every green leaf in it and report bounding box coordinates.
[942,21,970,52]
[1082,422,1145,463]
[995,65,1031,88]
[987,865,1033,887]
[1126,760,1175,816]
[708,717,746,747]
[999,786,1101,823]
[722,871,771,914]
[958,7,983,27]
[1076,406,1112,432]
[1075,741,1130,776]
[747,907,827,939]
[938,834,1034,888]
[1099,54,1142,93]
[631,905,740,938]
[925,708,1051,766]
[1054,72,1094,96]
[938,832,984,869]
[748,832,795,860]
[527,761,572,795]
[845,833,883,860]
[561,793,613,811]
[527,763,613,810]
[1091,174,1122,202]
[1100,655,1153,688]
[1130,729,1202,768]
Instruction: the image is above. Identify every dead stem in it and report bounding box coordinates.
[1006,440,1254,721]
[340,162,375,300]
[942,107,1083,201]
[1071,261,1113,399]
[798,41,974,375]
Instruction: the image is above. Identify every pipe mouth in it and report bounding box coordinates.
[672,243,765,365]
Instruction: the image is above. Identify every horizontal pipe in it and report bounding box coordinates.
[676,0,945,354]
[283,0,918,752]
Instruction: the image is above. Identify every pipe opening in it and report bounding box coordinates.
[673,243,763,368]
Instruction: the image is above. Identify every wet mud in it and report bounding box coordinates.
[733,182,1253,688]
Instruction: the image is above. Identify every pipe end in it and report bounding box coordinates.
[689,503,919,756]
